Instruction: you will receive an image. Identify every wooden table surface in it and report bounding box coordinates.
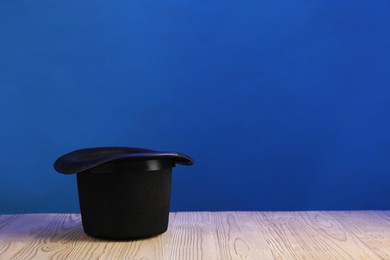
[0,211,389,259]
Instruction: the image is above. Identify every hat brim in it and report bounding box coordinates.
[54,147,194,174]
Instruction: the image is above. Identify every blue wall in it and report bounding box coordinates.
[1,0,390,213]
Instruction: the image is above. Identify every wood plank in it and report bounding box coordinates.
[0,212,389,259]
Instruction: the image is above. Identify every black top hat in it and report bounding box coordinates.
[54,146,194,240]
[54,147,194,174]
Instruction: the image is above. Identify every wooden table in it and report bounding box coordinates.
[0,211,389,259]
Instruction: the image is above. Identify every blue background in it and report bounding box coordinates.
[1,0,390,213]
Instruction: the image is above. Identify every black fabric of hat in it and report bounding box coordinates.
[54,147,194,174]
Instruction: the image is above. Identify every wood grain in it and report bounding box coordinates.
[0,211,389,259]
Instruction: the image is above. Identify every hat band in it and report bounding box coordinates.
[80,159,175,174]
